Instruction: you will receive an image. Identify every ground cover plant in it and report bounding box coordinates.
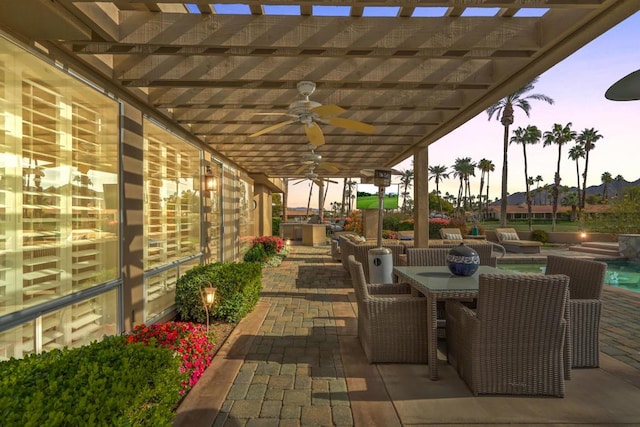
[0,335,184,426]
[0,321,220,426]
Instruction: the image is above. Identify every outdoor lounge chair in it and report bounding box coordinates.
[495,227,542,254]
[440,227,464,241]
[545,255,607,368]
[348,255,428,364]
[446,273,570,397]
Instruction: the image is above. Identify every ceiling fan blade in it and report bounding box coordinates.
[317,163,341,173]
[323,178,339,184]
[312,104,346,118]
[249,119,296,137]
[305,122,325,147]
[295,165,309,174]
[327,117,375,134]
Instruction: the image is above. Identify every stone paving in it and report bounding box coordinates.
[213,245,355,426]
[209,243,640,426]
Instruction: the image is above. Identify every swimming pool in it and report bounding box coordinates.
[497,260,640,293]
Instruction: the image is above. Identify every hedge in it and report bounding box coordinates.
[175,262,263,324]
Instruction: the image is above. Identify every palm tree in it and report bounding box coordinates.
[568,144,585,211]
[613,174,625,200]
[510,125,541,230]
[428,165,450,213]
[452,157,476,211]
[477,158,494,218]
[534,175,543,205]
[561,191,579,222]
[601,171,613,203]
[543,122,576,231]
[398,169,414,213]
[577,128,603,211]
[486,76,554,226]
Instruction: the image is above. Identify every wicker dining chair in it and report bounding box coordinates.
[406,248,450,267]
[347,255,428,364]
[545,255,607,368]
[446,273,570,397]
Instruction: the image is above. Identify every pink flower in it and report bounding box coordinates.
[126,321,215,394]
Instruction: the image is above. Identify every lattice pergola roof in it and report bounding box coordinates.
[2,1,638,180]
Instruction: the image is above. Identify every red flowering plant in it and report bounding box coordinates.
[343,210,363,235]
[127,322,215,394]
[428,217,451,239]
[252,235,285,257]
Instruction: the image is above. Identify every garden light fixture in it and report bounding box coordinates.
[200,283,217,333]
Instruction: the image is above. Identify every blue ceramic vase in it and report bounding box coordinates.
[447,243,480,276]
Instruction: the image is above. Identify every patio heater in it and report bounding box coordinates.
[367,168,393,284]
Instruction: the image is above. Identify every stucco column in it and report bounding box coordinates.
[121,102,145,332]
[253,184,273,237]
[318,182,324,221]
[414,147,429,248]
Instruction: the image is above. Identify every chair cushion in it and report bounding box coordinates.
[500,232,519,241]
[444,233,463,240]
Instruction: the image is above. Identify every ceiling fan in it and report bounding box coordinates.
[291,166,339,188]
[284,150,347,174]
[249,81,375,147]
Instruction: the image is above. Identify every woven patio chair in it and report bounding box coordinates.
[406,247,471,338]
[406,247,450,266]
[347,255,428,364]
[545,255,607,368]
[446,273,570,397]
[427,243,498,267]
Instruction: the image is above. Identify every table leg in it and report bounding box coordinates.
[426,294,439,380]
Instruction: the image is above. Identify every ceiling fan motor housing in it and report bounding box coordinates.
[301,152,322,164]
[288,100,321,116]
[297,81,316,98]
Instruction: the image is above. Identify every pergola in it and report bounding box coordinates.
[2,0,638,241]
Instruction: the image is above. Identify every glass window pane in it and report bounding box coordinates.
[0,320,35,361]
[144,268,178,322]
[0,36,120,317]
[143,120,201,271]
[0,288,118,359]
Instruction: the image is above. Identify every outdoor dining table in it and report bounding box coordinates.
[392,265,507,380]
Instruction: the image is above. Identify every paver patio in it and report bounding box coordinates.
[175,243,640,426]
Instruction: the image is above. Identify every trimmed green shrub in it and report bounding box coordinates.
[211,263,262,323]
[0,336,183,426]
[174,264,219,323]
[272,217,282,236]
[244,244,267,263]
[530,229,548,244]
[175,262,263,324]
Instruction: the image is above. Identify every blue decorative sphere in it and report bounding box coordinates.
[447,243,480,276]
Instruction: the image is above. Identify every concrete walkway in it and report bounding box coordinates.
[175,244,640,426]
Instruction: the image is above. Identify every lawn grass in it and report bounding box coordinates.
[481,221,582,233]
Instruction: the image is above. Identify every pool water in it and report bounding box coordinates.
[497,260,640,293]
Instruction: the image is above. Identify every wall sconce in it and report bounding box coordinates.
[204,166,216,192]
[579,230,588,240]
[285,239,291,246]
[199,283,217,333]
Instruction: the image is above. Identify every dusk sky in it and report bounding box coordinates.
[287,10,640,210]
